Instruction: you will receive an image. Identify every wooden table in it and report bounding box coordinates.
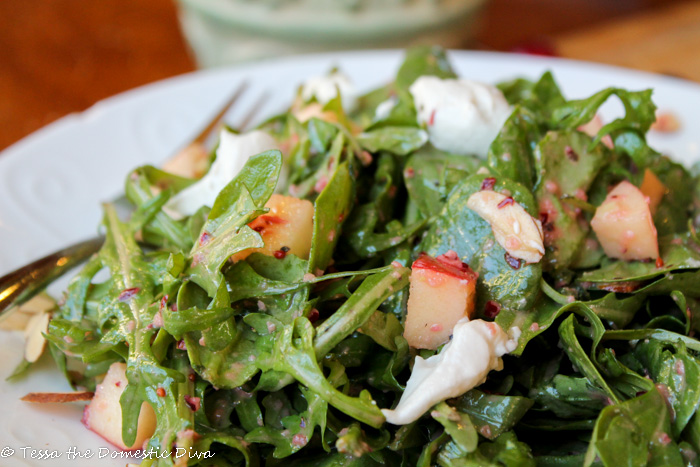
[553,1,700,82]
[0,0,696,151]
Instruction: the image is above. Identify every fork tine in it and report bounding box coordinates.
[190,81,249,146]
[235,91,271,132]
[163,81,250,178]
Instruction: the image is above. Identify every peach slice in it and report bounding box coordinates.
[404,251,478,350]
[232,194,315,262]
[639,169,667,215]
[591,180,659,261]
[82,362,156,450]
[162,143,209,179]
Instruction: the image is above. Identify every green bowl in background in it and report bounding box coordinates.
[175,0,488,67]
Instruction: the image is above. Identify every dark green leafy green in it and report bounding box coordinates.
[487,106,540,189]
[584,388,684,467]
[404,145,480,218]
[357,127,428,156]
[533,130,608,270]
[453,390,533,440]
[580,233,700,283]
[395,45,456,90]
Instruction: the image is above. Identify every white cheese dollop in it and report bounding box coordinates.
[382,319,519,425]
[409,76,511,158]
[164,129,279,219]
[301,71,357,112]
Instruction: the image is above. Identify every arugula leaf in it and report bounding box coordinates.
[188,151,281,296]
[357,127,428,156]
[395,45,457,91]
[245,384,330,458]
[487,106,540,189]
[257,318,386,428]
[404,145,480,218]
[550,87,658,168]
[308,161,354,273]
[628,339,700,437]
[559,315,620,404]
[453,389,533,440]
[124,165,193,250]
[534,130,608,270]
[647,156,694,236]
[184,323,259,389]
[432,402,479,455]
[584,387,683,466]
[498,71,565,121]
[437,431,535,467]
[95,205,192,454]
[343,153,426,258]
[315,266,410,357]
[579,233,700,284]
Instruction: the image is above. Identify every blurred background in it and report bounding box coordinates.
[1,0,698,151]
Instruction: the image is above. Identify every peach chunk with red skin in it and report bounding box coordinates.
[231,194,315,262]
[591,180,659,261]
[403,251,478,350]
[82,362,157,450]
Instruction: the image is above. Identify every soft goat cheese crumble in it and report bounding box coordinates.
[382,319,519,425]
[164,129,279,219]
[409,76,511,158]
[300,70,358,112]
[374,96,398,121]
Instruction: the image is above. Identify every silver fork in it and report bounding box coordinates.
[0,82,268,315]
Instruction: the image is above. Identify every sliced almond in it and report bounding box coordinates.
[20,293,57,314]
[0,309,34,331]
[21,392,94,403]
[467,190,545,263]
[0,293,56,331]
[24,312,51,363]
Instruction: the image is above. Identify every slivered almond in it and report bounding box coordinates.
[467,190,545,263]
[24,312,50,363]
[21,392,94,403]
[0,293,56,331]
[19,293,56,314]
[0,310,34,331]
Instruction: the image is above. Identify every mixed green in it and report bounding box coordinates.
[25,46,700,466]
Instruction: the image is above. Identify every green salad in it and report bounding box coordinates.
[28,46,700,466]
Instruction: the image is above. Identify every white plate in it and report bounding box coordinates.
[1,50,699,466]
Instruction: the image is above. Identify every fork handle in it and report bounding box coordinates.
[0,236,105,315]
